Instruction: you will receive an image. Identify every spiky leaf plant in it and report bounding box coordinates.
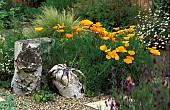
[26,6,79,38]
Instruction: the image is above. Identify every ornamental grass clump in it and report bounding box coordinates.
[26,6,79,38]
[38,19,157,95]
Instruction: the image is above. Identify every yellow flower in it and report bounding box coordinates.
[126,56,134,60]
[93,22,102,28]
[127,34,135,38]
[124,58,132,64]
[100,44,110,52]
[138,36,144,40]
[126,76,135,85]
[106,50,119,60]
[72,26,79,30]
[128,51,135,55]
[124,37,130,40]
[117,30,124,35]
[59,38,65,42]
[111,37,117,43]
[122,41,129,47]
[57,23,65,29]
[113,27,119,31]
[66,33,73,39]
[102,31,109,37]
[96,28,105,34]
[116,46,127,53]
[80,19,93,28]
[124,56,134,64]
[53,26,58,30]
[35,27,43,32]
[128,28,134,32]
[90,26,97,32]
[130,25,135,28]
[76,28,82,32]
[101,36,110,40]
[57,29,65,33]
[124,29,129,33]
[147,47,160,56]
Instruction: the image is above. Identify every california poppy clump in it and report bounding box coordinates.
[37,19,157,96]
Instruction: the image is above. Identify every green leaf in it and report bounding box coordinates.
[35,94,41,102]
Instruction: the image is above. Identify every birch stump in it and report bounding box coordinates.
[49,64,85,98]
[11,37,51,95]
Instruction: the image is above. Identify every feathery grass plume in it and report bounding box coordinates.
[25,6,79,38]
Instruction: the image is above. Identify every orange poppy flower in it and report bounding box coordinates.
[128,28,134,32]
[130,25,135,28]
[57,29,65,33]
[101,36,110,40]
[122,41,129,47]
[100,44,110,52]
[127,34,135,38]
[124,29,129,33]
[147,47,160,56]
[138,36,144,40]
[126,56,134,60]
[124,58,132,64]
[113,27,119,31]
[116,46,127,53]
[76,28,82,32]
[66,33,73,39]
[72,26,79,30]
[93,22,102,28]
[124,37,130,40]
[90,26,97,32]
[126,76,135,85]
[117,30,124,35]
[53,26,58,30]
[35,27,43,32]
[128,51,135,55]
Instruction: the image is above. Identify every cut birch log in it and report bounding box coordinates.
[49,64,85,98]
[11,37,51,95]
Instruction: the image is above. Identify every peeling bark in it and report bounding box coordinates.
[11,38,51,95]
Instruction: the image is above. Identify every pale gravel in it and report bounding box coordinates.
[0,88,109,110]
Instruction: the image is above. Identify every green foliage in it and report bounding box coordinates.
[0,94,17,110]
[153,0,170,15]
[44,0,76,11]
[0,80,11,89]
[0,0,20,28]
[31,90,54,102]
[73,0,139,30]
[26,6,79,38]
[84,90,95,97]
[0,1,29,82]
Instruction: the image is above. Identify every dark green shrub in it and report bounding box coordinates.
[73,0,139,30]
[44,0,76,11]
